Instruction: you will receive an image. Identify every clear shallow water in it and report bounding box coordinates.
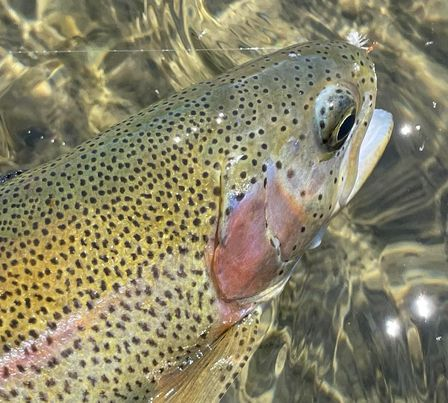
[0,0,447,401]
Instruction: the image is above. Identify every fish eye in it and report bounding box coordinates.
[315,86,358,151]
[335,109,356,143]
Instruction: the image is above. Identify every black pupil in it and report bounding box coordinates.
[337,113,356,142]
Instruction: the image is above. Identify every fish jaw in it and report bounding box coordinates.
[335,108,394,211]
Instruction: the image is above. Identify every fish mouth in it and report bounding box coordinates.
[336,108,394,211]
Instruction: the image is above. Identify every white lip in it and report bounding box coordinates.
[335,108,394,212]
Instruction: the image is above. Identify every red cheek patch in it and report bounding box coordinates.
[211,182,280,301]
[265,167,306,260]
[210,168,308,302]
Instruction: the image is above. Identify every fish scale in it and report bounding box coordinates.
[0,40,389,401]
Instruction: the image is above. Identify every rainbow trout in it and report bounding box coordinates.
[0,40,393,401]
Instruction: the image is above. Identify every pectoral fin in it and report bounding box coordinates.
[153,307,266,402]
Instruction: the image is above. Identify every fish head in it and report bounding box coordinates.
[211,41,393,304]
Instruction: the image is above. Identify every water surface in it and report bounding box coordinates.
[0,0,447,401]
